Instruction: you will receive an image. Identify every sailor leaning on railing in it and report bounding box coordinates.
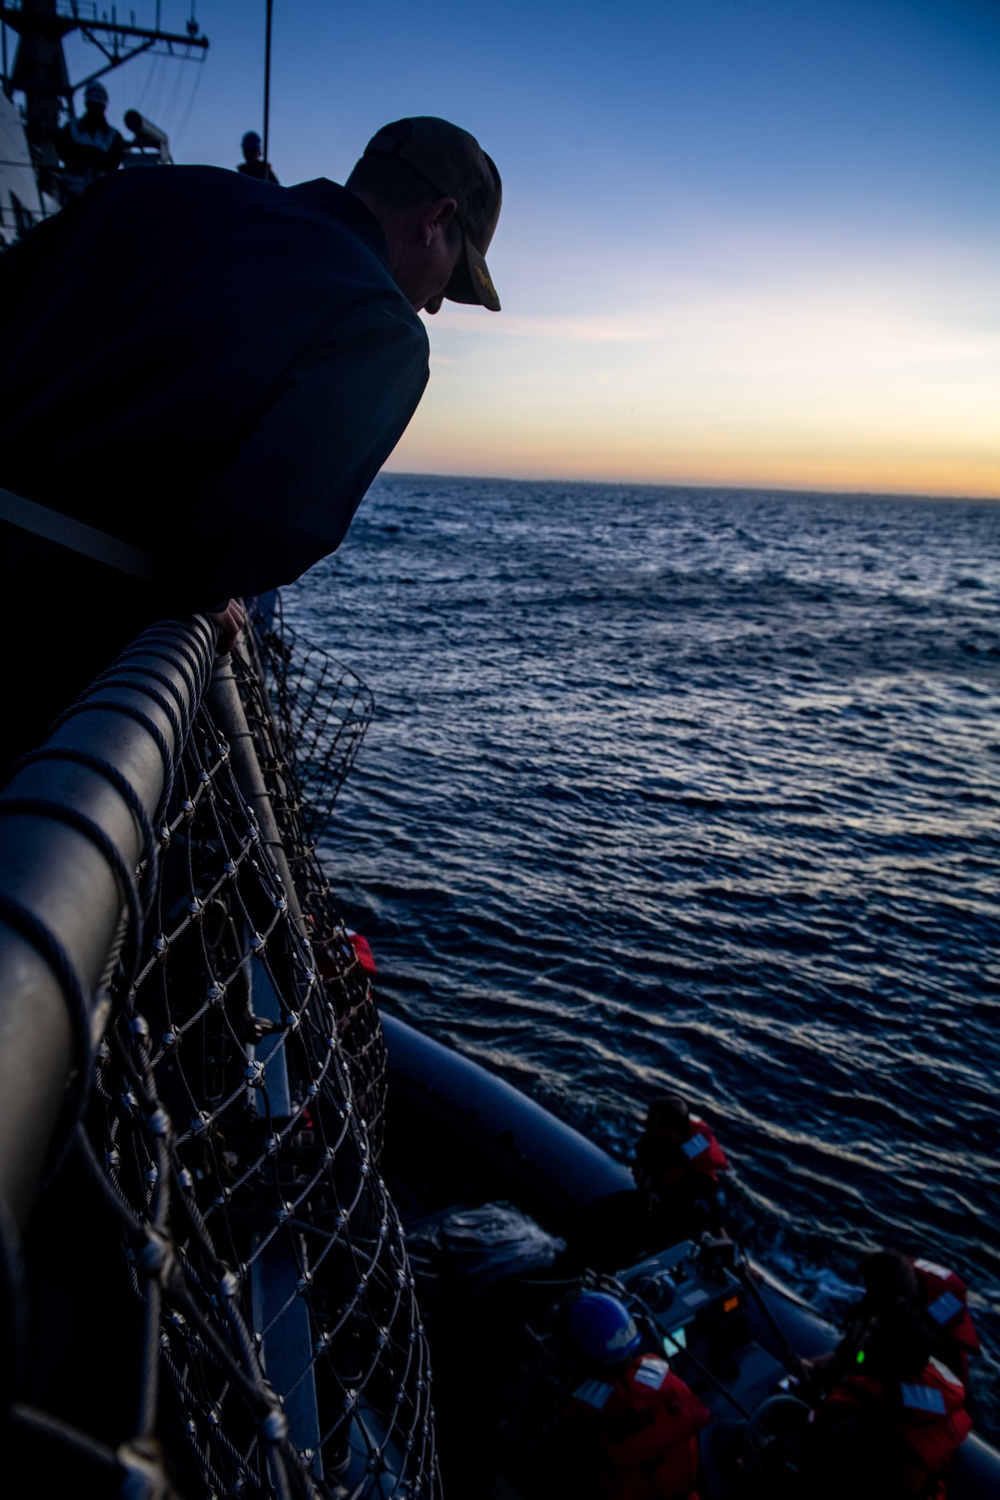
[0,115,502,773]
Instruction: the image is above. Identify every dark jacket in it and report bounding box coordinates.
[0,166,428,763]
[56,113,126,193]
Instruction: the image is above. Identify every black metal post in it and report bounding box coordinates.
[262,0,273,178]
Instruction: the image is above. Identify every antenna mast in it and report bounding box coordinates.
[262,0,273,178]
[0,0,209,189]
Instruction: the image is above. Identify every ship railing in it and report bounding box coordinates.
[0,611,439,1499]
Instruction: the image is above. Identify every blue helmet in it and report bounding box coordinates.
[567,1292,642,1365]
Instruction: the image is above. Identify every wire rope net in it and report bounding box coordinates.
[240,600,386,1157]
[11,610,440,1499]
[248,593,374,858]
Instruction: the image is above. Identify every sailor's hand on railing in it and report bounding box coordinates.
[207,598,246,654]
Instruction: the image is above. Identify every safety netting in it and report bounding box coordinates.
[248,594,375,859]
[10,610,440,1499]
[239,605,387,1158]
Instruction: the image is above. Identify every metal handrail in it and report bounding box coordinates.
[0,614,216,1395]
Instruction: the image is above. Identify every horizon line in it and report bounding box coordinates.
[382,468,1000,506]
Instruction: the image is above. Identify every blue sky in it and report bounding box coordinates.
[53,0,1000,495]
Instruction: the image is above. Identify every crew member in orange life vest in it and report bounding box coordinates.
[566,1291,711,1500]
[633,1094,729,1236]
[860,1250,980,1388]
[799,1248,982,1409]
[56,83,125,197]
[802,1301,971,1500]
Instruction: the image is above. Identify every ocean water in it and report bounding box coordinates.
[285,475,1000,1430]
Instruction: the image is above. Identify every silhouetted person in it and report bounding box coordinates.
[633,1094,729,1237]
[801,1249,981,1398]
[566,1094,730,1272]
[565,1292,711,1500]
[801,1301,971,1500]
[860,1251,980,1388]
[237,130,279,183]
[56,82,125,197]
[0,117,502,770]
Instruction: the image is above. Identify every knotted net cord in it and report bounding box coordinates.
[238,602,386,1156]
[12,611,440,1499]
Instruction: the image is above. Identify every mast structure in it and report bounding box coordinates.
[0,0,208,183]
[262,0,272,178]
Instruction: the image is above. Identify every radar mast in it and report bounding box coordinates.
[0,0,208,191]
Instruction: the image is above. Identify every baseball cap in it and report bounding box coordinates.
[84,82,109,105]
[362,116,502,312]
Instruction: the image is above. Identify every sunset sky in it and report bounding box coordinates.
[57,0,1000,498]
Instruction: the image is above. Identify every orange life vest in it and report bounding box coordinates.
[572,1353,711,1500]
[636,1118,729,1196]
[911,1258,979,1385]
[821,1357,972,1499]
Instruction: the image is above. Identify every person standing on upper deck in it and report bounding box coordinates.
[56,82,125,197]
[237,130,280,184]
[0,115,503,770]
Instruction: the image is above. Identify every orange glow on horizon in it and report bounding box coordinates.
[387,263,1000,503]
[384,451,1000,503]
[388,419,1000,502]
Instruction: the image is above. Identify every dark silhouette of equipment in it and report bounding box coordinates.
[123,109,172,165]
[0,0,207,193]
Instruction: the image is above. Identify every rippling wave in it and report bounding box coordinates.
[285,476,1000,1432]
